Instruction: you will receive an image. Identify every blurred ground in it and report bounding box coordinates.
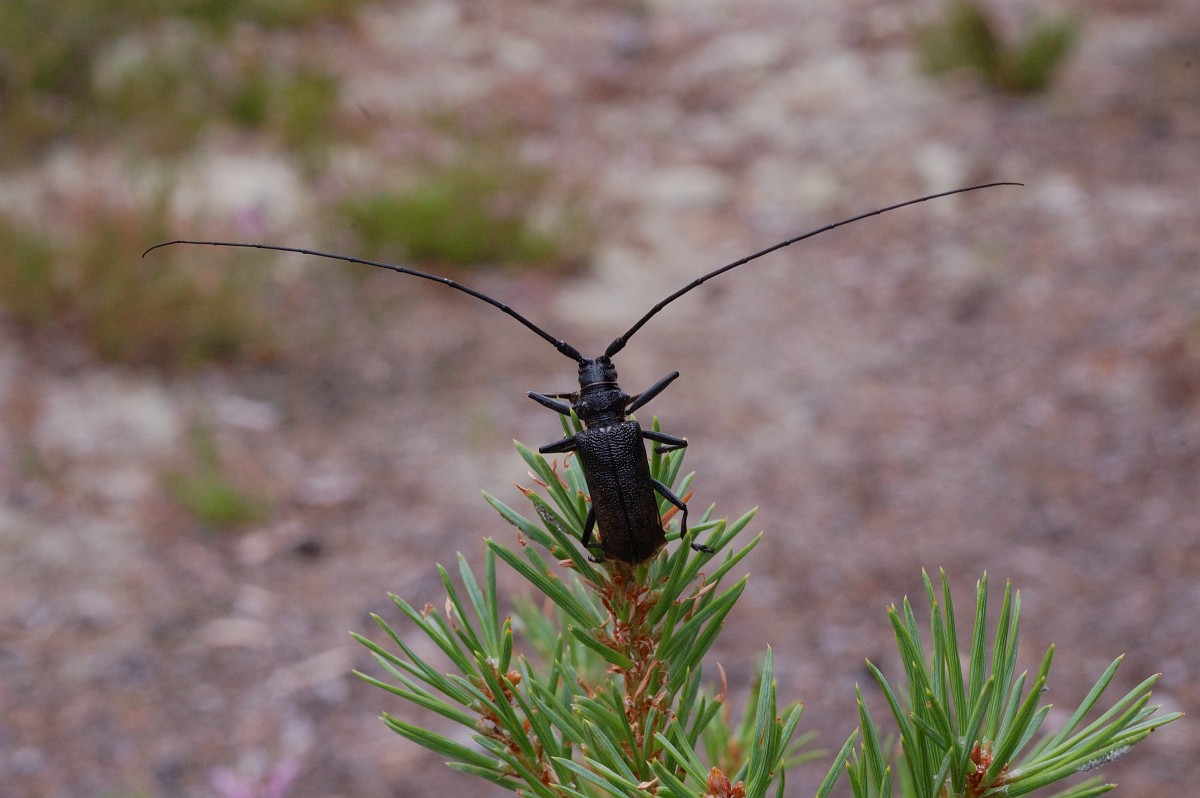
[1,1,1197,796]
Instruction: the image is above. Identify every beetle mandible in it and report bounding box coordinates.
[144,182,1019,564]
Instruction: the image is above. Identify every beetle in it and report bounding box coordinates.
[144,181,1018,563]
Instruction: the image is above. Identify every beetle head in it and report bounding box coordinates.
[577,356,618,390]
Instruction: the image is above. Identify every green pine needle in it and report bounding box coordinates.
[847,570,1179,798]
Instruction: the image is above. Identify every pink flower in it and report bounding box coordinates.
[211,758,300,798]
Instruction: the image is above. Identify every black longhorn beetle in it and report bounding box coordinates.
[144,181,1019,564]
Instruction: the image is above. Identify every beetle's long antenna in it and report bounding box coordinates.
[604,181,1022,358]
[142,241,584,362]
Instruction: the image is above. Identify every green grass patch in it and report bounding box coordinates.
[165,428,268,529]
[225,60,341,152]
[94,44,343,159]
[0,0,359,164]
[171,0,363,32]
[276,69,341,152]
[0,219,59,326]
[916,0,1080,94]
[339,159,586,271]
[0,208,277,368]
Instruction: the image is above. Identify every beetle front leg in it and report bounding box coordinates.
[528,391,575,416]
[626,371,680,414]
[643,428,687,454]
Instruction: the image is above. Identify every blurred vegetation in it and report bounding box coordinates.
[916,0,1081,94]
[0,0,353,367]
[0,0,591,370]
[165,427,269,528]
[0,0,359,164]
[99,49,343,159]
[0,207,277,367]
[339,158,585,271]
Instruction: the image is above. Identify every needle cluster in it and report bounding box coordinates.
[353,418,1178,797]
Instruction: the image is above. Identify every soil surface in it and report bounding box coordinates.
[2,1,1197,797]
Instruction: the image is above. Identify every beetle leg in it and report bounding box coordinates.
[538,434,579,454]
[643,428,687,453]
[528,391,575,416]
[626,371,680,414]
[580,505,605,562]
[651,477,712,554]
[650,477,688,534]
